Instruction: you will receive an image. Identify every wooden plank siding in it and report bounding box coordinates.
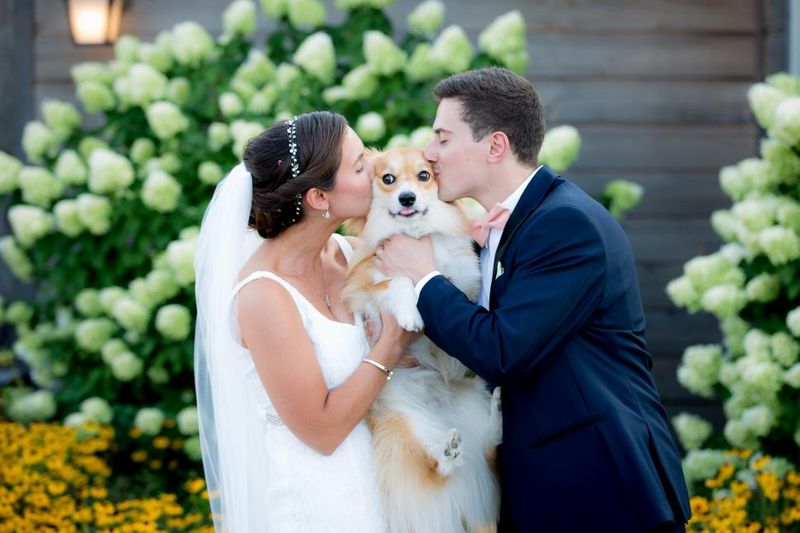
[4,0,789,421]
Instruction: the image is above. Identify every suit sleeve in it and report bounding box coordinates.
[418,205,607,386]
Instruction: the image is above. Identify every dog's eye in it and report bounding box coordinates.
[418,171,431,182]
[381,174,396,185]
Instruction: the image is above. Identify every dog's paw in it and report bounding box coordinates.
[430,428,463,477]
[394,306,425,332]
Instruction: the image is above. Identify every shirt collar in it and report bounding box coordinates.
[499,165,542,213]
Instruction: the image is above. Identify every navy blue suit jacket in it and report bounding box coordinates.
[418,166,691,532]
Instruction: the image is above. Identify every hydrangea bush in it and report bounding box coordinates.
[0,0,641,494]
[667,72,800,463]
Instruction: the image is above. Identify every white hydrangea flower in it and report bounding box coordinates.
[41,100,81,140]
[747,82,788,130]
[18,166,63,207]
[732,197,777,232]
[681,449,729,483]
[538,126,581,173]
[75,318,116,352]
[772,97,800,146]
[146,101,189,140]
[236,49,276,85]
[53,199,85,237]
[111,296,151,333]
[208,122,232,151]
[146,270,180,303]
[54,150,87,186]
[605,180,644,218]
[166,77,191,106]
[261,0,288,18]
[407,0,445,36]
[777,199,800,231]
[405,43,442,82]
[293,32,336,84]
[198,161,224,185]
[109,350,144,381]
[718,243,750,265]
[76,193,113,235]
[385,134,411,149]
[100,338,128,365]
[737,157,776,192]
[676,344,723,398]
[342,65,378,100]
[684,253,744,293]
[355,112,386,142]
[0,236,33,281]
[6,301,34,325]
[0,151,22,194]
[478,11,527,73]
[7,390,56,423]
[98,287,127,315]
[410,126,434,148]
[75,289,103,317]
[710,210,741,242]
[76,81,116,113]
[147,366,170,385]
[171,22,215,66]
[167,238,197,286]
[231,120,264,159]
[8,205,54,247]
[177,406,200,435]
[287,0,326,28]
[363,31,407,76]
[785,363,800,388]
[134,407,165,435]
[22,121,57,163]
[724,419,756,448]
[742,404,776,437]
[114,35,140,63]
[787,307,800,337]
[155,304,192,341]
[719,165,749,202]
[737,358,784,401]
[771,332,800,367]
[744,273,780,303]
[761,137,800,184]
[80,397,114,424]
[665,275,701,312]
[71,62,112,84]
[141,170,182,213]
[184,435,203,461]
[671,413,712,451]
[138,41,173,72]
[220,92,245,118]
[431,26,474,74]
[64,412,89,427]
[700,284,746,318]
[758,225,800,265]
[223,0,257,36]
[743,329,772,361]
[88,148,135,195]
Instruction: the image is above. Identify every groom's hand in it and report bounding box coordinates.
[376,235,436,284]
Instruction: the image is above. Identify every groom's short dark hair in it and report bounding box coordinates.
[433,67,545,167]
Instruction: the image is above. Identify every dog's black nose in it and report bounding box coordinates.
[399,192,416,207]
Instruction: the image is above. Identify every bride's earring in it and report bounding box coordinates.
[322,210,330,220]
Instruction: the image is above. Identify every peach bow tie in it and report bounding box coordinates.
[470,204,511,247]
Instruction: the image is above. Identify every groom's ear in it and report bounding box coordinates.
[486,131,511,164]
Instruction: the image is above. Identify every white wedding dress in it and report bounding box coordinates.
[230,234,388,532]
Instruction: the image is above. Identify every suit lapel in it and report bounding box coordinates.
[490,165,563,310]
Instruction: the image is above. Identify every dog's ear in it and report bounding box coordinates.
[341,217,367,237]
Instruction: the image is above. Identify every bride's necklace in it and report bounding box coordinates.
[281,255,332,311]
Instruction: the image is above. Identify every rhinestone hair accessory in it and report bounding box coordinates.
[287,116,300,180]
[287,116,301,224]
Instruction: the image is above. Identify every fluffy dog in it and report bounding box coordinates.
[343,147,501,533]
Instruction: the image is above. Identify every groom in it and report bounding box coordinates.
[377,67,692,532]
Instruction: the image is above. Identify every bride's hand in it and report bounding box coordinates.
[376,310,422,368]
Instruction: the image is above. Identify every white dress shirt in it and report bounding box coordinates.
[415,166,542,309]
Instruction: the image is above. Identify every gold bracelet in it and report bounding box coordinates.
[362,358,393,381]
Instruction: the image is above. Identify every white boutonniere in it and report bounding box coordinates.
[495,261,504,280]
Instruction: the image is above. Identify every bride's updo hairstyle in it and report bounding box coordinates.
[243,111,348,238]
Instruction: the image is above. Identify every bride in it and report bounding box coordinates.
[194,111,417,532]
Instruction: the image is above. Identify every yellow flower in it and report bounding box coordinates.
[186,478,205,494]
[131,450,147,462]
[153,436,170,449]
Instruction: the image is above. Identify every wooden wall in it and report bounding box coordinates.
[4,0,790,421]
